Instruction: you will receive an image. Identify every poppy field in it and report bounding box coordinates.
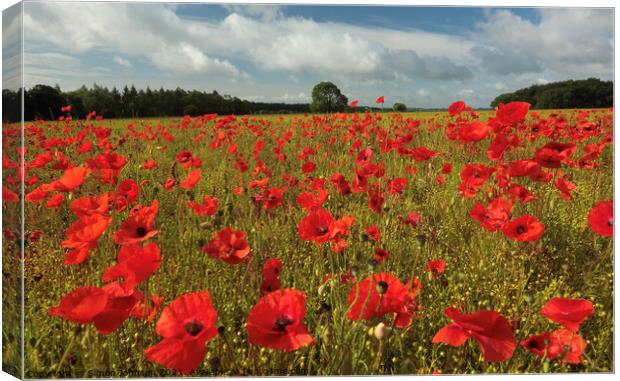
[1,101,614,377]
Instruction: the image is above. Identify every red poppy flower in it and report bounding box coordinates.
[425,259,446,279]
[350,100,359,108]
[459,121,489,143]
[114,200,159,245]
[297,208,335,245]
[368,187,384,213]
[501,214,544,242]
[202,227,251,264]
[94,282,144,334]
[62,214,112,265]
[432,307,517,362]
[521,329,586,364]
[534,142,576,168]
[49,283,144,335]
[164,177,175,191]
[588,200,613,237]
[448,100,467,117]
[188,195,218,216]
[487,133,509,161]
[508,160,540,178]
[246,288,314,351]
[521,332,554,358]
[302,161,316,174]
[495,102,530,126]
[50,167,89,192]
[373,247,390,264]
[176,150,194,167]
[470,197,512,232]
[549,328,587,364]
[142,159,157,170]
[330,173,351,195]
[296,188,328,210]
[70,192,111,217]
[49,286,109,323]
[103,242,161,292]
[115,179,140,212]
[365,224,380,242]
[347,272,414,322]
[2,186,19,203]
[553,176,576,201]
[180,169,201,190]
[257,187,284,210]
[441,163,452,174]
[398,211,421,228]
[262,258,283,281]
[376,96,385,104]
[541,297,594,331]
[144,291,218,375]
[507,183,536,203]
[45,193,64,211]
[386,177,407,195]
[260,277,282,295]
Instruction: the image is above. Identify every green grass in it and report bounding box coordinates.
[2,108,613,377]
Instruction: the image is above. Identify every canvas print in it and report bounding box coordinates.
[1,1,614,378]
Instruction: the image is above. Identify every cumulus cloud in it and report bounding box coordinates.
[471,8,613,78]
[22,2,474,84]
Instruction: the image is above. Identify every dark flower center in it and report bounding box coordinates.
[608,218,613,227]
[136,226,147,237]
[317,226,329,235]
[527,340,543,350]
[376,281,389,294]
[185,320,204,336]
[274,315,294,332]
[516,226,526,235]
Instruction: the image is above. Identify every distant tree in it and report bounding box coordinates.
[393,102,407,112]
[25,84,66,120]
[491,78,613,109]
[310,81,348,113]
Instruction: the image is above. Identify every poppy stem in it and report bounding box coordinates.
[55,331,77,375]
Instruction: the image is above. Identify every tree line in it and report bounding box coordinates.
[490,78,613,109]
[2,84,311,122]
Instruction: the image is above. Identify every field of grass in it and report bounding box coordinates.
[2,105,614,377]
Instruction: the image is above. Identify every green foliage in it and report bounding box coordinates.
[392,102,407,112]
[490,78,613,109]
[2,84,311,122]
[310,82,348,113]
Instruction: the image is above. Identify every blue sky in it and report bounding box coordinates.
[3,2,613,108]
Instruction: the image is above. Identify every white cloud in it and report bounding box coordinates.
[22,2,473,84]
[113,56,132,68]
[471,8,613,78]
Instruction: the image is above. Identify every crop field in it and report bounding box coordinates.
[1,102,614,377]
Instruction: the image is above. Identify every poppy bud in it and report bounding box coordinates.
[376,281,388,294]
[368,258,378,268]
[209,356,221,371]
[318,302,332,314]
[416,234,427,244]
[372,322,391,340]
